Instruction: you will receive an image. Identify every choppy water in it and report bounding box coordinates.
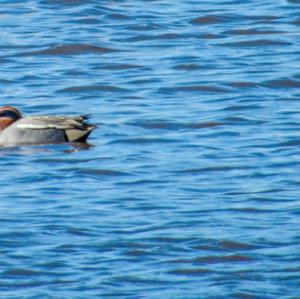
[1,0,300,298]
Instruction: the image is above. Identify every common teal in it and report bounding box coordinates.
[0,106,96,145]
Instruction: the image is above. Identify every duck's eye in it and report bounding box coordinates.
[0,110,19,120]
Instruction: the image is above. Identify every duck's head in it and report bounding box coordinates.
[0,106,22,130]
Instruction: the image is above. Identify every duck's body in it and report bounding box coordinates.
[0,106,96,145]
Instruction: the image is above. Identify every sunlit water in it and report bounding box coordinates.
[1,0,300,298]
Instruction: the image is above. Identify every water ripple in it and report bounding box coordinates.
[0,0,299,298]
[19,43,116,57]
[58,85,128,93]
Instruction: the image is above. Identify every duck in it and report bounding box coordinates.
[0,106,96,145]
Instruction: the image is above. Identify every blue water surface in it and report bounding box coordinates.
[0,0,300,298]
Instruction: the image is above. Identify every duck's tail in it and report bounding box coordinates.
[65,125,96,142]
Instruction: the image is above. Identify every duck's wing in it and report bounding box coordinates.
[16,115,96,142]
[16,115,90,129]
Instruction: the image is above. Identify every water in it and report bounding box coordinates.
[0,0,300,298]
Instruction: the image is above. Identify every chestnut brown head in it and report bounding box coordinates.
[0,106,22,130]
